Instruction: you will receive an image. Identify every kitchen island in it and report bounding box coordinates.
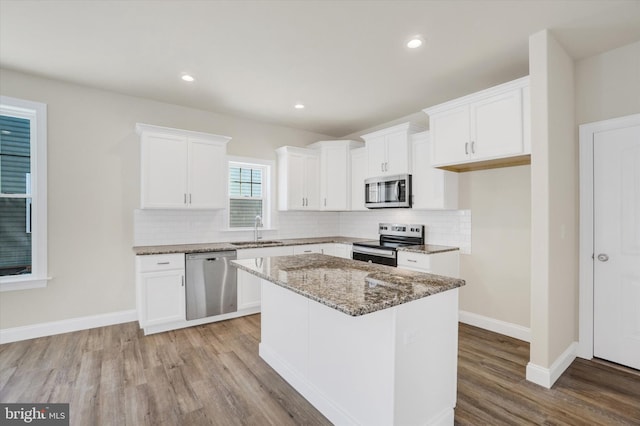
[232,254,465,426]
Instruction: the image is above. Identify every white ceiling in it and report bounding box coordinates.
[1,0,639,137]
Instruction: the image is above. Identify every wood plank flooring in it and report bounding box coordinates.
[1,316,639,425]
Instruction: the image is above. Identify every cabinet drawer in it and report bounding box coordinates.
[138,253,185,272]
[293,244,325,255]
[397,251,431,271]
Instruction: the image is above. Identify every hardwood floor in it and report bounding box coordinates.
[1,316,639,425]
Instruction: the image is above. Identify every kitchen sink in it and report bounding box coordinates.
[231,240,283,246]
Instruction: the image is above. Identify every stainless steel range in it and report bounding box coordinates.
[352,223,425,266]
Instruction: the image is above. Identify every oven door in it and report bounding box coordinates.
[352,246,397,267]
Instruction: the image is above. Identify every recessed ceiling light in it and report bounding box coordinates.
[181,74,195,82]
[0,129,11,135]
[407,35,424,49]
[294,103,305,109]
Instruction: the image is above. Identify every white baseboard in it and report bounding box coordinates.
[458,310,531,342]
[526,341,578,388]
[0,309,137,344]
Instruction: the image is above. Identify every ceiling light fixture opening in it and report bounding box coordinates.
[407,35,424,49]
[181,74,195,82]
[294,103,305,109]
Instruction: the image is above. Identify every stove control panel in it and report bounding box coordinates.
[378,223,424,238]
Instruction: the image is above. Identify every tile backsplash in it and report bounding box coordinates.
[134,208,471,254]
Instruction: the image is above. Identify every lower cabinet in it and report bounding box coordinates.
[292,243,352,258]
[236,246,294,310]
[136,254,186,328]
[397,250,460,278]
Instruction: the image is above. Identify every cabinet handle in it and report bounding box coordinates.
[385,162,388,171]
[465,143,469,155]
[181,276,184,287]
[471,141,475,154]
[184,193,187,204]
[381,163,384,172]
[407,259,417,263]
[324,198,327,207]
[156,261,170,265]
[189,193,192,204]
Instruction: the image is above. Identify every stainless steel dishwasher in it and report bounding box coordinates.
[185,251,237,320]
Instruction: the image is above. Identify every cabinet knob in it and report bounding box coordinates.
[597,253,609,262]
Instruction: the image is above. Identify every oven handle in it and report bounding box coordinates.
[352,246,396,258]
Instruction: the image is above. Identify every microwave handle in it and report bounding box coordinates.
[395,181,400,200]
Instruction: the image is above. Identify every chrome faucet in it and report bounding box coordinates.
[254,215,263,242]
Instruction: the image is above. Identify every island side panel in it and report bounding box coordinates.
[260,280,310,377]
[394,288,459,425]
[308,300,396,425]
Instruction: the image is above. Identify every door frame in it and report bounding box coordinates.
[577,113,640,359]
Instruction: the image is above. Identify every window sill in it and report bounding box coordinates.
[0,276,51,292]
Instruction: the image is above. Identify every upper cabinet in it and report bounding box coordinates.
[137,123,230,209]
[350,147,368,211]
[423,76,530,172]
[361,122,425,177]
[411,131,458,209]
[308,140,364,211]
[276,146,320,210]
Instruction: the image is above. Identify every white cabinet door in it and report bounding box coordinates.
[141,133,188,208]
[321,145,349,210]
[287,152,306,210]
[411,132,458,209]
[304,154,320,209]
[350,148,367,211]
[140,270,185,327]
[429,105,470,166]
[367,136,387,176]
[189,138,226,209]
[385,131,409,175]
[471,89,523,160]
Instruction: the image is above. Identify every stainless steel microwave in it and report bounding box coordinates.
[365,174,412,208]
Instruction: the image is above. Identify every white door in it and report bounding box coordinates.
[189,138,225,209]
[304,154,320,209]
[323,145,348,210]
[141,133,188,208]
[288,152,305,209]
[471,88,523,160]
[429,105,470,166]
[385,131,409,175]
[593,123,640,370]
[367,136,387,176]
[350,148,367,211]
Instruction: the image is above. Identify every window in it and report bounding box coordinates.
[228,159,271,228]
[0,96,48,291]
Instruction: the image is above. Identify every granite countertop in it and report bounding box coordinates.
[232,253,465,317]
[132,236,369,255]
[133,237,459,256]
[397,244,460,254]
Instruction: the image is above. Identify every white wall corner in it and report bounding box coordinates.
[526,341,578,389]
[0,309,137,344]
[459,310,531,342]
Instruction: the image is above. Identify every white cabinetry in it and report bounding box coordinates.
[361,122,425,177]
[323,243,352,259]
[397,250,460,278]
[137,123,231,209]
[423,76,530,172]
[308,140,364,211]
[136,254,186,332]
[410,131,458,209]
[236,246,294,310]
[350,147,367,211]
[276,146,320,210]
